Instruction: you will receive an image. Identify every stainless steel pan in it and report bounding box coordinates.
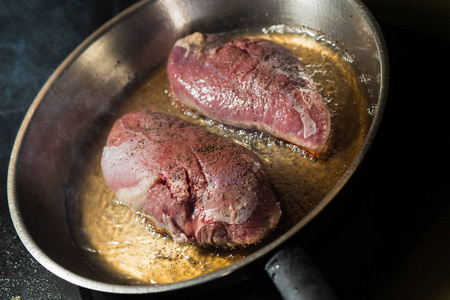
[8,0,388,297]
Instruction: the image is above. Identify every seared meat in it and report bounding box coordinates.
[167,32,331,156]
[101,110,281,247]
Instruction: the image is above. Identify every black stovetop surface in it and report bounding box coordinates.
[2,1,450,299]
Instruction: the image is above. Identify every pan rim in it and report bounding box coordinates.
[7,0,389,294]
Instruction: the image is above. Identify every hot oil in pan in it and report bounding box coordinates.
[69,27,371,285]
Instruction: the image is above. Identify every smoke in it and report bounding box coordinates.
[0,0,137,178]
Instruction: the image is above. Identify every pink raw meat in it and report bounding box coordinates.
[101,110,281,247]
[167,32,331,156]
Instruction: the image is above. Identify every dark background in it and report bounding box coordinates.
[1,0,450,299]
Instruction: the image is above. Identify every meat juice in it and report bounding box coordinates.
[69,26,371,285]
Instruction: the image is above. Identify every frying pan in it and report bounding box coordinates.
[7,0,388,298]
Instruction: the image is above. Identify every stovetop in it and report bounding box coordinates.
[1,1,450,299]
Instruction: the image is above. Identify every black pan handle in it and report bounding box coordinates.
[265,243,337,300]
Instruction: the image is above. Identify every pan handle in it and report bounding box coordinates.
[265,243,337,300]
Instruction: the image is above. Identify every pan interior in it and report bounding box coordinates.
[66,26,371,285]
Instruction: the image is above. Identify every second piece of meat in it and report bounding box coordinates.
[167,32,331,156]
[101,110,281,247]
